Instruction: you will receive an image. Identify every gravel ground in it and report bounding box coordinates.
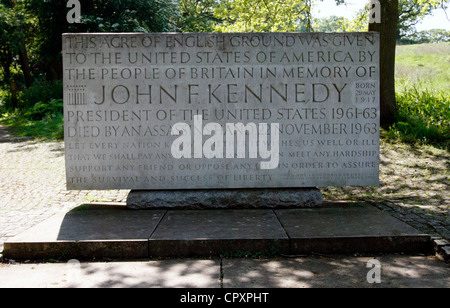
[0,132,129,252]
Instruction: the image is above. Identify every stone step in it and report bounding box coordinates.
[3,203,433,260]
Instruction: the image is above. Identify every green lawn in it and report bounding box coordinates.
[395,43,450,94]
[389,43,450,148]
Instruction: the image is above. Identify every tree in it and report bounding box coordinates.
[0,2,14,89]
[0,0,35,107]
[369,0,399,127]
[177,0,221,32]
[313,16,348,32]
[313,12,368,32]
[9,0,33,88]
[365,0,448,126]
[80,0,179,32]
[28,0,179,81]
[324,0,447,125]
[0,0,33,86]
[404,28,450,43]
[398,0,448,39]
[214,0,313,32]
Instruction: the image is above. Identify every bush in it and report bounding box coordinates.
[0,80,64,140]
[18,80,63,110]
[386,87,450,149]
[0,88,11,109]
[0,103,64,140]
[24,98,63,120]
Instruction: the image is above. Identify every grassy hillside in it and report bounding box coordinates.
[388,43,450,149]
[395,43,450,94]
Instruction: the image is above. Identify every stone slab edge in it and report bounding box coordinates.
[432,237,450,261]
[127,188,323,210]
[3,240,149,260]
[289,235,433,255]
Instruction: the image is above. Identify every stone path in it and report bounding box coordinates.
[0,255,448,288]
[0,125,449,259]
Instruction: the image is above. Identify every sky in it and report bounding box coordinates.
[312,0,450,31]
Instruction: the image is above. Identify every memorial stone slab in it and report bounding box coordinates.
[63,32,380,191]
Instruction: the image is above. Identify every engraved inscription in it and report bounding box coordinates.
[63,33,380,190]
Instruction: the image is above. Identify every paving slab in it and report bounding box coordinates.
[3,204,165,260]
[149,210,289,257]
[0,259,220,288]
[222,255,450,288]
[275,206,432,254]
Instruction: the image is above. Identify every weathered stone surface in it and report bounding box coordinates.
[0,260,221,288]
[4,204,433,260]
[275,205,433,254]
[222,256,450,288]
[3,205,165,260]
[148,209,289,257]
[441,246,450,261]
[63,32,380,191]
[126,188,323,209]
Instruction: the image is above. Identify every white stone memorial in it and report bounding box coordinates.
[63,32,380,192]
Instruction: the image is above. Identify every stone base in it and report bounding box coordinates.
[126,188,323,210]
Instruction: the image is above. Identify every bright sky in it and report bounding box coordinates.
[313,0,450,31]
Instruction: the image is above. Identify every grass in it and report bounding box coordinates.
[0,103,64,141]
[388,42,450,149]
[395,43,450,94]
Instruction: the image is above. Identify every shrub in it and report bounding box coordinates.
[24,98,63,120]
[388,86,450,148]
[18,80,63,110]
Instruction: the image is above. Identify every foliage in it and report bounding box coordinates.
[387,43,450,149]
[0,100,64,140]
[313,12,368,32]
[177,0,220,32]
[0,0,449,143]
[80,0,179,32]
[214,0,313,32]
[398,0,448,39]
[0,79,63,140]
[0,0,36,91]
[23,98,63,121]
[313,1,449,41]
[389,88,450,146]
[26,0,179,80]
[400,29,450,44]
[18,80,63,110]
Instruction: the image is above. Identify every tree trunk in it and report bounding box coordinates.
[11,79,18,109]
[9,0,32,88]
[18,38,32,88]
[369,0,398,127]
[0,45,16,108]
